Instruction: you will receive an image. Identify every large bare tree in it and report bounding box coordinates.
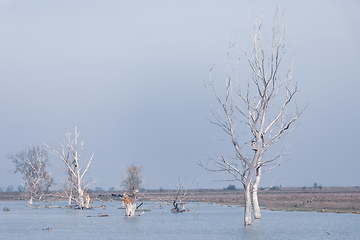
[122,164,142,216]
[45,125,94,208]
[203,10,304,225]
[9,146,54,206]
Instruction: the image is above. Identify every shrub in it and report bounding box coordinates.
[226,185,236,190]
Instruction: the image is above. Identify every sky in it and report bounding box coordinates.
[0,0,359,191]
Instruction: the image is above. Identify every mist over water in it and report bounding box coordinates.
[1,201,359,239]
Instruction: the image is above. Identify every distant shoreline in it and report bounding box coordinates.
[1,187,359,214]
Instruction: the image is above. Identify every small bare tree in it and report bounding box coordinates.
[45,125,94,208]
[122,164,142,216]
[9,146,54,206]
[171,180,190,213]
[202,9,305,225]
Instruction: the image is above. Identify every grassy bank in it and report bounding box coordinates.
[1,187,359,214]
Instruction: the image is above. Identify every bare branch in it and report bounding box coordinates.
[44,125,94,208]
[9,146,54,205]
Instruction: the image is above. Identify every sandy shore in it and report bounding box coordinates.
[2,187,360,214]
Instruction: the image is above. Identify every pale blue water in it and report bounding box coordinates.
[0,201,359,239]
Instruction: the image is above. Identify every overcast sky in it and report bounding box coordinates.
[0,0,359,191]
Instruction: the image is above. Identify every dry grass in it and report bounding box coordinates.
[2,187,359,214]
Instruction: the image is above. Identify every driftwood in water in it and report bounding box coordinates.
[93,204,107,209]
[98,213,109,217]
[27,203,65,209]
[135,202,151,213]
[136,202,143,209]
[87,213,109,217]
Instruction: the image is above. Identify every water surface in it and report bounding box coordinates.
[0,201,358,239]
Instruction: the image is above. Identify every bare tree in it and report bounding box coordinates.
[202,9,305,225]
[122,164,142,216]
[9,146,54,206]
[45,125,94,208]
[171,180,190,213]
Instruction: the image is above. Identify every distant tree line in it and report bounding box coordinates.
[224,185,236,190]
[0,185,25,192]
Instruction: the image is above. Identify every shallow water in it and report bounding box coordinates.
[0,201,359,239]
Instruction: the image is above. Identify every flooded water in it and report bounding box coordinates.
[0,201,359,239]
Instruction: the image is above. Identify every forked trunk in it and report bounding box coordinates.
[244,185,252,226]
[124,195,137,216]
[252,166,262,219]
[252,187,261,219]
[125,202,136,216]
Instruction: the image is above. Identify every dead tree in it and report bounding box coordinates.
[122,164,142,216]
[9,146,54,206]
[202,9,305,225]
[171,180,189,213]
[45,125,94,208]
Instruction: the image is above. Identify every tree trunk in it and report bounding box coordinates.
[85,195,90,209]
[68,189,72,207]
[76,167,84,208]
[27,196,33,206]
[125,203,136,216]
[252,186,261,219]
[77,188,84,208]
[124,195,136,216]
[252,166,262,219]
[244,185,252,226]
